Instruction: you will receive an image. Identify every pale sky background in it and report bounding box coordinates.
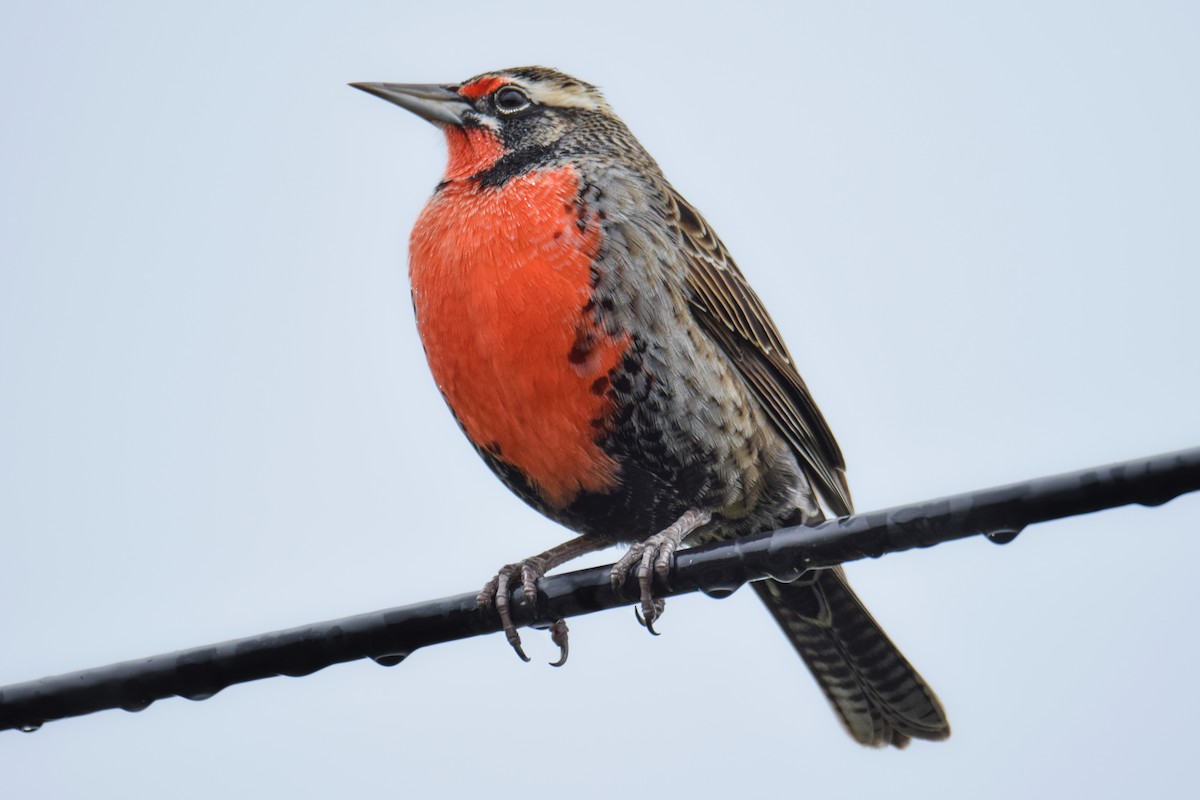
[2,2,1198,798]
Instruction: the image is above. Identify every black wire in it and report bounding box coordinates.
[2,447,1197,733]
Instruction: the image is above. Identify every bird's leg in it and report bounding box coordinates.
[611,508,713,633]
[477,536,608,666]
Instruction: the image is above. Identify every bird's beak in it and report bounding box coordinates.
[349,82,472,127]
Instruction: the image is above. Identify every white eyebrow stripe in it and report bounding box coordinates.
[523,83,609,112]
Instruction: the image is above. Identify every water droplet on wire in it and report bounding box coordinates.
[698,579,745,600]
[120,699,153,713]
[371,652,409,667]
[984,526,1024,545]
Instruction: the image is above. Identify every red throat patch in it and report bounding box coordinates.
[441,127,505,182]
[409,165,629,508]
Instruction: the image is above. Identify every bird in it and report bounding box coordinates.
[352,67,950,747]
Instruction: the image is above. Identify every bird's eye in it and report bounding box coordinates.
[493,87,531,114]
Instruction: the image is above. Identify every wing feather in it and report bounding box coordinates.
[668,188,853,516]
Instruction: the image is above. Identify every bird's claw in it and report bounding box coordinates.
[634,601,665,635]
[548,618,569,667]
[478,557,563,664]
[505,625,531,662]
[611,508,712,635]
[611,532,678,633]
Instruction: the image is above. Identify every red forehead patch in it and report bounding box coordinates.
[457,76,507,100]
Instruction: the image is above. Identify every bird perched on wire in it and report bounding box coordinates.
[352,67,949,747]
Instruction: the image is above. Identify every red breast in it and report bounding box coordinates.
[409,154,630,509]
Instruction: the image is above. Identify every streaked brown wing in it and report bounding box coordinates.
[668,187,854,517]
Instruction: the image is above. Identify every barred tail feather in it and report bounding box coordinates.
[753,568,950,748]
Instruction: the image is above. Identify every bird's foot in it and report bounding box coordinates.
[611,508,713,633]
[477,556,569,666]
[547,618,569,667]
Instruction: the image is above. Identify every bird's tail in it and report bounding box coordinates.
[752,568,950,747]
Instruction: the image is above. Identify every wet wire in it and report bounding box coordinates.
[2,447,1198,733]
